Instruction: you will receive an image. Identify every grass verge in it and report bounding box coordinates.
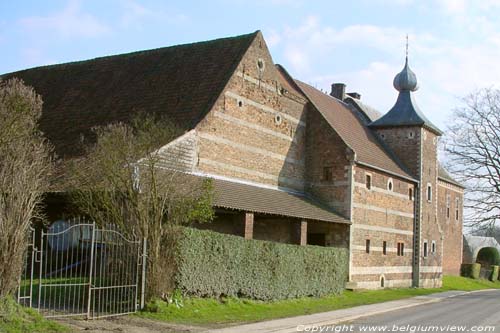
[137,276,500,326]
[0,297,68,333]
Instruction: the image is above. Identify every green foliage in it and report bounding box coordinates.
[460,263,481,279]
[0,297,68,333]
[174,228,348,301]
[137,276,500,326]
[476,247,500,267]
[490,265,499,281]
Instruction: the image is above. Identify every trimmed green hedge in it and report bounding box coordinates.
[174,228,348,301]
[490,265,499,281]
[461,263,481,279]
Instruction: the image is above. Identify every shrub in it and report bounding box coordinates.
[490,265,499,281]
[461,263,481,279]
[174,228,348,301]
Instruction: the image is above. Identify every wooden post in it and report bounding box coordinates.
[294,220,307,245]
[241,212,254,239]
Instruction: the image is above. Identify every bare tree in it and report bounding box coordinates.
[445,88,500,230]
[0,78,53,299]
[64,115,213,299]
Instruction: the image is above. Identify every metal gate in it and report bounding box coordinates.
[19,218,146,319]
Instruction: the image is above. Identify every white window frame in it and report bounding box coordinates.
[387,178,394,192]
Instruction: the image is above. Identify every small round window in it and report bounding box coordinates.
[237,99,244,108]
[257,58,265,72]
[387,178,393,191]
[274,114,282,125]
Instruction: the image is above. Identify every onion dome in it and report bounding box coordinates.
[393,57,418,92]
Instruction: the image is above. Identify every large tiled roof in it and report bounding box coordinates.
[295,80,415,181]
[210,177,350,224]
[1,32,258,157]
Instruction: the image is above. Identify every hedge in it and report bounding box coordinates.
[490,265,499,281]
[174,227,349,301]
[460,263,481,279]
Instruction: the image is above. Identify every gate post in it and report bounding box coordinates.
[140,237,147,310]
[86,222,96,320]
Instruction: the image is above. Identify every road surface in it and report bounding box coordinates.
[336,290,500,333]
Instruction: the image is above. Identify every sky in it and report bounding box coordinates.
[2,0,500,130]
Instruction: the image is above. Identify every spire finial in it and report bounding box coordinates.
[405,34,409,62]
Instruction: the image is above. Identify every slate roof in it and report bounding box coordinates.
[438,165,465,188]
[370,91,443,135]
[295,80,415,181]
[210,177,350,224]
[1,31,258,157]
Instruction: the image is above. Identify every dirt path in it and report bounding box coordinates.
[58,316,207,333]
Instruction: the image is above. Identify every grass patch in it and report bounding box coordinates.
[137,276,500,326]
[0,297,68,333]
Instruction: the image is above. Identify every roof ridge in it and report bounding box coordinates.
[2,30,260,76]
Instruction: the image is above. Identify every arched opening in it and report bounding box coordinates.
[476,247,500,268]
[380,276,385,288]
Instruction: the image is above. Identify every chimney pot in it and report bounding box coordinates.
[330,83,346,101]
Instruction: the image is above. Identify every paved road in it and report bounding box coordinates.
[338,290,500,333]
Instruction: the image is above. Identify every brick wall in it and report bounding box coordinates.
[438,181,464,275]
[304,105,353,217]
[195,31,308,192]
[350,165,415,288]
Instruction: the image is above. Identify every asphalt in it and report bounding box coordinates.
[205,290,500,333]
[342,289,500,333]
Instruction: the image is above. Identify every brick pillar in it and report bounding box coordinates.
[239,212,254,239]
[294,220,307,245]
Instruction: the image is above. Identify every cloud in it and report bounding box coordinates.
[19,0,110,38]
[119,0,188,28]
[267,14,500,130]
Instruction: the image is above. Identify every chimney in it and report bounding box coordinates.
[347,92,361,100]
[330,83,346,101]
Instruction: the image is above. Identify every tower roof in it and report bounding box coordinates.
[369,55,442,135]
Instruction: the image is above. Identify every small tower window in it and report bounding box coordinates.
[427,184,432,202]
[382,241,387,255]
[431,241,436,254]
[397,242,405,256]
[408,131,414,139]
[274,114,282,125]
[323,166,333,182]
[455,197,460,221]
[408,187,413,201]
[237,99,244,108]
[387,178,393,191]
[423,241,428,257]
[366,239,371,254]
[365,174,372,190]
[446,194,451,219]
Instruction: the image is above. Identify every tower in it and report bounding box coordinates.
[369,50,443,287]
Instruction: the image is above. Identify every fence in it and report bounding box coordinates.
[18,218,147,319]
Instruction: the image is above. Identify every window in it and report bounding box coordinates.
[382,241,387,255]
[427,184,432,202]
[455,197,460,221]
[446,194,451,219]
[423,241,428,257]
[397,242,405,256]
[323,167,333,182]
[274,114,282,125]
[408,131,414,139]
[387,178,393,191]
[366,239,371,254]
[431,241,436,254]
[257,58,265,71]
[408,187,413,201]
[365,174,372,190]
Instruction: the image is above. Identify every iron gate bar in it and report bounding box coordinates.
[18,219,146,319]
